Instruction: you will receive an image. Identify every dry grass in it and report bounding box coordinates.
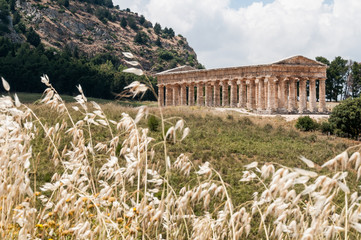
[1,76,361,239]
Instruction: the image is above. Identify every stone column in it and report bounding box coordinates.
[255,82,259,107]
[267,78,276,112]
[263,77,268,106]
[221,80,229,107]
[180,83,186,106]
[246,79,256,110]
[214,81,221,107]
[165,85,173,106]
[278,79,285,109]
[299,78,307,113]
[188,83,195,106]
[172,84,180,106]
[197,82,204,106]
[158,85,164,106]
[288,78,296,112]
[257,78,265,111]
[308,78,316,112]
[205,83,212,107]
[274,80,279,110]
[318,78,327,112]
[238,79,246,108]
[230,79,237,107]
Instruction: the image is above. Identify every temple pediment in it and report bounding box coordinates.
[273,56,326,66]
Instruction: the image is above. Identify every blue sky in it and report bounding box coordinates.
[230,0,334,9]
[115,0,361,69]
[230,0,274,8]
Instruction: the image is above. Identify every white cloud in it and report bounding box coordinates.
[114,0,361,69]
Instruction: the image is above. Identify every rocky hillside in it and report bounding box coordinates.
[1,0,202,72]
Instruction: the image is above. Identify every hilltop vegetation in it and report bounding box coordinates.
[0,36,157,100]
[0,0,202,71]
[0,0,203,98]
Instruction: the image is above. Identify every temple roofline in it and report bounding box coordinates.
[155,55,326,76]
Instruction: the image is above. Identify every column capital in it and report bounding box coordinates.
[255,77,265,84]
[319,78,327,81]
[267,76,277,83]
[237,78,246,84]
[308,77,317,82]
[220,79,229,85]
[229,78,237,85]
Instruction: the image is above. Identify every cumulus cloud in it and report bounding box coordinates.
[114,0,361,69]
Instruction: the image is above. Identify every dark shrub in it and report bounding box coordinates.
[319,121,334,135]
[295,116,318,131]
[263,123,273,132]
[147,115,159,132]
[238,117,253,126]
[329,97,361,139]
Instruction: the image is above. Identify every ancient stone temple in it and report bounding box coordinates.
[156,56,327,114]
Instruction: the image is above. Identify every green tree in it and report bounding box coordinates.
[58,0,69,7]
[164,27,175,38]
[9,0,15,11]
[139,15,145,25]
[329,97,361,139]
[0,0,10,24]
[120,17,127,28]
[12,11,20,25]
[103,0,113,8]
[328,56,348,101]
[154,23,161,34]
[155,36,161,47]
[348,61,361,98]
[134,31,148,45]
[127,16,138,30]
[26,27,41,47]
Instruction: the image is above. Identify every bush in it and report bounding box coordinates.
[295,116,318,131]
[238,117,253,126]
[26,27,41,47]
[154,23,161,34]
[127,16,138,30]
[158,50,174,61]
[147,115,159,131]
[120,17,127,28]
[263,123,273,132]
[95,7,113,23]
[134,31,149,45]
[319,121,334,135]
[329,97,361,139]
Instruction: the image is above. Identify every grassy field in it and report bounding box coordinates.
[15,92,157,107]
[2,91,360,239]
[30,103,357,205]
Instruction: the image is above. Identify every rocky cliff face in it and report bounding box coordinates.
[6,0,201,72]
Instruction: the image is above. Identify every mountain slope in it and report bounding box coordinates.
[2,0,202,72]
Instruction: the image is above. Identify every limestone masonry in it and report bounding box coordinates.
[156,56,327,114]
